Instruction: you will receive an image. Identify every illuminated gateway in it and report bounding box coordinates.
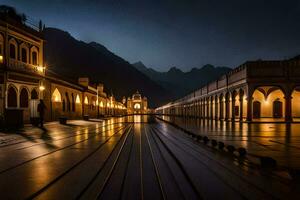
[126,91,148,114]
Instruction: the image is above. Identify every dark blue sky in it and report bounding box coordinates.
[3,0,300,71]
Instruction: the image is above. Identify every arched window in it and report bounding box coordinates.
[75,94,81,104]
[31,89,38,99]
[21,47,27,63]
[20,88,29,108]
[32,52,37,65]
[10,44,16,59]
[7,86,17,107]
[31,46,39,65]
[52,88,62,102]
[84,96,89,105]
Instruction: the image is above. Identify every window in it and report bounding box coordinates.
[20,88,29,108]
[52,88,61,102]
[32,51,38,65]
[21,48,27,63]
[10,44,16,59]
[7,86,17,107]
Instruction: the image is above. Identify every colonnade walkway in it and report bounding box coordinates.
[0,116,299,199]
[159,115,300,170]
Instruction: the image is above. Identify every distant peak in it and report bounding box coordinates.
[133,61,146,67]
[201,64,215,70]
[89,41,108,51]
[168,67,182,73]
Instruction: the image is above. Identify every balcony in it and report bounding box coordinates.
[8,58,45,75]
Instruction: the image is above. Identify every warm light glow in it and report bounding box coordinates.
[76,94,81,104]
[84,96,89,105]
[52,88,61,102]
[264,98,269,105]
[0,55,3,63]
[39,85,45,91]
[100,101,103,107]
[107,102,110,107]
[37,66,45,73]
[134,103,141,109]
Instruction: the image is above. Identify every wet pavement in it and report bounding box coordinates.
[159,115,300,169]
[0,116,299,199]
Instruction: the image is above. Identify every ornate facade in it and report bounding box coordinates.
[0,11,126,126]
[126,91,148,114]
[156,59,300,122]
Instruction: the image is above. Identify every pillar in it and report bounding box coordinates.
[239,95,243,122]
[231,94,236,121]
[215,98,218,120]
[285,95,292,122]
[219,97,223,120]
[246,97,253,122]
[210,98,214,119]
[225,95,230,121]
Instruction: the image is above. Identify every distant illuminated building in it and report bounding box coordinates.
[126,91,148,114]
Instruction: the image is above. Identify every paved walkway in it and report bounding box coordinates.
[160,116,300,169]
[0,116,298,199]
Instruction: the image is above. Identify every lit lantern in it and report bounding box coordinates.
[0,55,3,63]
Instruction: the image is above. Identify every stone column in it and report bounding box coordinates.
[285,95,292,122]
[219,98,223,120]
[246,97,253,122]
[239,96,244,122]
[225,96,229,121]
[206,99,209,119]
[210,98,214,119]
[231,95,236,121]
[215,98,218,120]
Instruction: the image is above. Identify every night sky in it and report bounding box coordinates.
[3,0,300,71]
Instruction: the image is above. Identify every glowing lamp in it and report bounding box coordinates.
[0,55,3,63]
[39,85,45,91]
[37,66,44,73]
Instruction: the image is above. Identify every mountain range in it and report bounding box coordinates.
[133,62,231,99]
[43,27,231,107]
[43,28,171,108]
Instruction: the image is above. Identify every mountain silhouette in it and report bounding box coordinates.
[43,28,171,107]
[133,62,231,98]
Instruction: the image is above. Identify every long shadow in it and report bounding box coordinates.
[38,127,58,149]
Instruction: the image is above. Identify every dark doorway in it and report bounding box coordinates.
[273,100,283,118]
[253,101,261,119]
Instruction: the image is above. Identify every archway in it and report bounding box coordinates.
[252,86,285,120]
[20,88,29,108]
[52,88,62,102]
[7,86,17,107]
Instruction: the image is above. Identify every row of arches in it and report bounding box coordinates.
[7,85,38,108]
[5,36,39,65]
[159,86,300,122]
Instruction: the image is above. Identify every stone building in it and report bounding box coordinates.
[156,59,300,122]
[0,9,126,126]
[126,91,148,114]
